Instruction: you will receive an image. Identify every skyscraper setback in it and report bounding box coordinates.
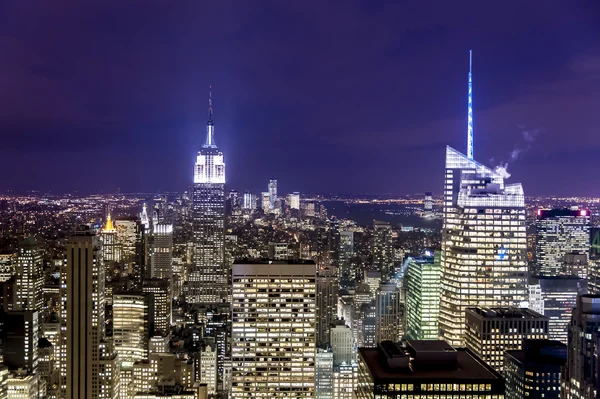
[190,89,227,304]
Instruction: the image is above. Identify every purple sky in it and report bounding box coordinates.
[0,1,599,196]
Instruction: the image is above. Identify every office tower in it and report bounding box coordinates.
[375,282,402,343]
[588,228,600,294]
[142,278,171,336]
[339,231,355,287]
[406,251,441,340]
[562,295,600,399]
[536,209,590,276]
[372,220,394,281]
[268,179,277,211]
[439,146,528,347]
[333,362,357,399]
[357,340,505,399]
[316,266,339,347]
[231,260,316,398]
[61,229,119,399]
[7,373,39,399]
[528,276,587,344]
[355,302,376,348]
[190,90,226,304]
[15,237,43,311]
[199,345,217,395]
[315,349,334,399]
[0,250,16,282]
[287,192,300,210]
[364,271,381,300]
[327,218,341,266]
[424,192,433,211]
[563,253,589,279]
[150,222,173,311]
[115,216,148,286]
[38,338,58,397]
[330,321,354,365]
[303,202,316,217]
[260,192,270,212]
[465,307,549,373]
[148,336,169,354]
[131,353,195,396]
[0,276,16,312]
[0,310,39,373]
[101,211,119,263]
[113,293,150,366]
[242,193,256,210]
[505,339,566,399]
[140,203,150,230]
[267,242,293,260]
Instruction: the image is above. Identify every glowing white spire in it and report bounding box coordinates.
[204,86,216,148]
[467,50,474,160]
[140,203,150,230]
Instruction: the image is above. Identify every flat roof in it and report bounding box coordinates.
[359,347,502,381]
[466,307,545,319]
[233,259,315,265]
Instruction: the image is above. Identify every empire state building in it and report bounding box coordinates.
[190,89,227,304]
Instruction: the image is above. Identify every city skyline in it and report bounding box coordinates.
[0,2,599,196]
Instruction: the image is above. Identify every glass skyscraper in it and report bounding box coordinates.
[439,146,528,347]
[406,251,441,340]
[190,91,227,304]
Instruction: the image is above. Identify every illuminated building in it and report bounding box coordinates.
[316,266,338,347]
[465,307,548,373]
[142,278,171,336]
[535,209,590,276]
[140,203,150,231]
[38,338,58,397]
[268,179,277,211]
[150,223,173,320]
[113,294,150,366]
[131,353,195,396]
[375,282,402,343]
[406,251,441,340]
[504,339,566,399]
[15,237,43,312]
[330,321,354,365]
[315,349,334,399]
[439,146,528,347]
[231,260,316,398]
[424,192,433,211]
[199,345,217,395]
[242,193,256,210]
[0,250,16,282]
[101,211,119,264]
[372,221,394,281]
[528,276,587,344]
[333,362,357,399]
[364,271,381,300]
[0,310,39,373]
[357,340,505,399]
[355,302,376,348]
[562,295,600,399]
[114,216,147,287]
[60,228,119,399]
[190,89,227,304]
[327,218,341,266]
[267,242,294,260]
[7,373,38,399]
[287,192,300,210]
[588,228,600,294]
[339,231,355,287]
[260,192,270,212]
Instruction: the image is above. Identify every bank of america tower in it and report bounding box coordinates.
[438,52,528,347]
[190,89,228,303]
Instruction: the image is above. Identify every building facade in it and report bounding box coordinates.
[231,261,316,398]
[372,221,394,282]
[316,266,339,347]
[406,251,441,340]
[439,147,528,347]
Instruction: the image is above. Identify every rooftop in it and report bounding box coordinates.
[466,307,545,319]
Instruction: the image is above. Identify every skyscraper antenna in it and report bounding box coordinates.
[208,85,213,122]
[467,50,474,160]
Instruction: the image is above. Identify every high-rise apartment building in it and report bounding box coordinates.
[536,209,590,276]
[316,266,338,347]
[357,340,505,399]
[528,276,587,344]
[439,146,528,347]
[61,228,119,399]
[15,237,43,312]
[406,251,441,340]
[231,260,316,398]
[465,307,549,373]
[562,295,600,399]
[375,282,402,343]
[372,221,394,281]
[505,339,566,399]
[190,91,227,304]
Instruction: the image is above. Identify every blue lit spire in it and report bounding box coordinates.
[204,86,216,148]
[467,50,474,160]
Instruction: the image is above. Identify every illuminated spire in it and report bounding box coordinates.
[140,203,150,230]
[204,86,216,148]
[102,209,116,232]
[467,49,474,160]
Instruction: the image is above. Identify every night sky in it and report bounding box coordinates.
[1,2,599,196]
